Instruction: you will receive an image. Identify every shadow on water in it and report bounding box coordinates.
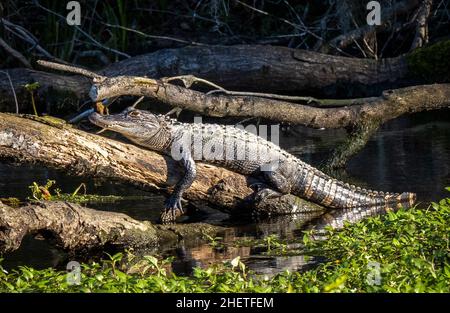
[0,110,449,275]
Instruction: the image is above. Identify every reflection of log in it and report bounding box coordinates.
[0,201,226,253]
[0,113,323,216]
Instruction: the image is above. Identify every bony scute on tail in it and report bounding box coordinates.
[89,107,416,223]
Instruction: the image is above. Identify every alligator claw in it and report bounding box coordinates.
[249,182,269,192]
[160,196,184,224]
[254,188,282,203]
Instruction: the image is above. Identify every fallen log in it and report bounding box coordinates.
[90,76,450,129]
[0,44,412,111]
[0,200,226,253]
[0,113,324,216]
[100,44,408,95]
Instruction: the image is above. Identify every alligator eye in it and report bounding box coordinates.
[128,111,140,117]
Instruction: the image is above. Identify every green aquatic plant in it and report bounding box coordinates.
[203,233,224,250]
[26,179,150,204]
[23,82,40,116]
[1,191,449,293]
[28,179,56,200]
[263,234,289,255]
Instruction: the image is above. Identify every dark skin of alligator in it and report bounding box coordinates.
[89,107,416,223]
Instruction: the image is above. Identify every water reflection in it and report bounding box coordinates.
[168,201,412,276]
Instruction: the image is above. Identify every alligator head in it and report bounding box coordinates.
[88,107,163,145]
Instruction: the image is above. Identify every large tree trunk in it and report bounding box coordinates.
[0,113,324,216]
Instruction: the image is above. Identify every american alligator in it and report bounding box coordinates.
[89,107,416,222]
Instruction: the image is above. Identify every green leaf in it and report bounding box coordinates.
[144,255,158,268]
[230,256,240,268]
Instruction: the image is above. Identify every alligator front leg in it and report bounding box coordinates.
[160,151,197,223]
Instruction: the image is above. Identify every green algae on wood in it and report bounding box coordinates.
[406,40,450,83]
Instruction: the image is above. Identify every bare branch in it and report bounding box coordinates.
[1,18,56,61]
[164,74,377,106]
[32,0,130,59]
[37,60,102,80]
[325,0,420,53]
[103,23,208,47]
[0,36,32,68]
[0,70,19,113]
[410,0,433,50]
[90,72,450,128]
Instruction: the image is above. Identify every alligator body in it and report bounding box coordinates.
[89,107,416,222]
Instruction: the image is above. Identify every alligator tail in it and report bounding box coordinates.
[293,166,416,209]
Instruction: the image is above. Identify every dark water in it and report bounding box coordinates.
[1,110,449,275]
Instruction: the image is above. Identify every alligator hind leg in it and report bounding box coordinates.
[263,170,291,194]
[160,149,196,224]
[251,170,291,205]
[254,187,283,202]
